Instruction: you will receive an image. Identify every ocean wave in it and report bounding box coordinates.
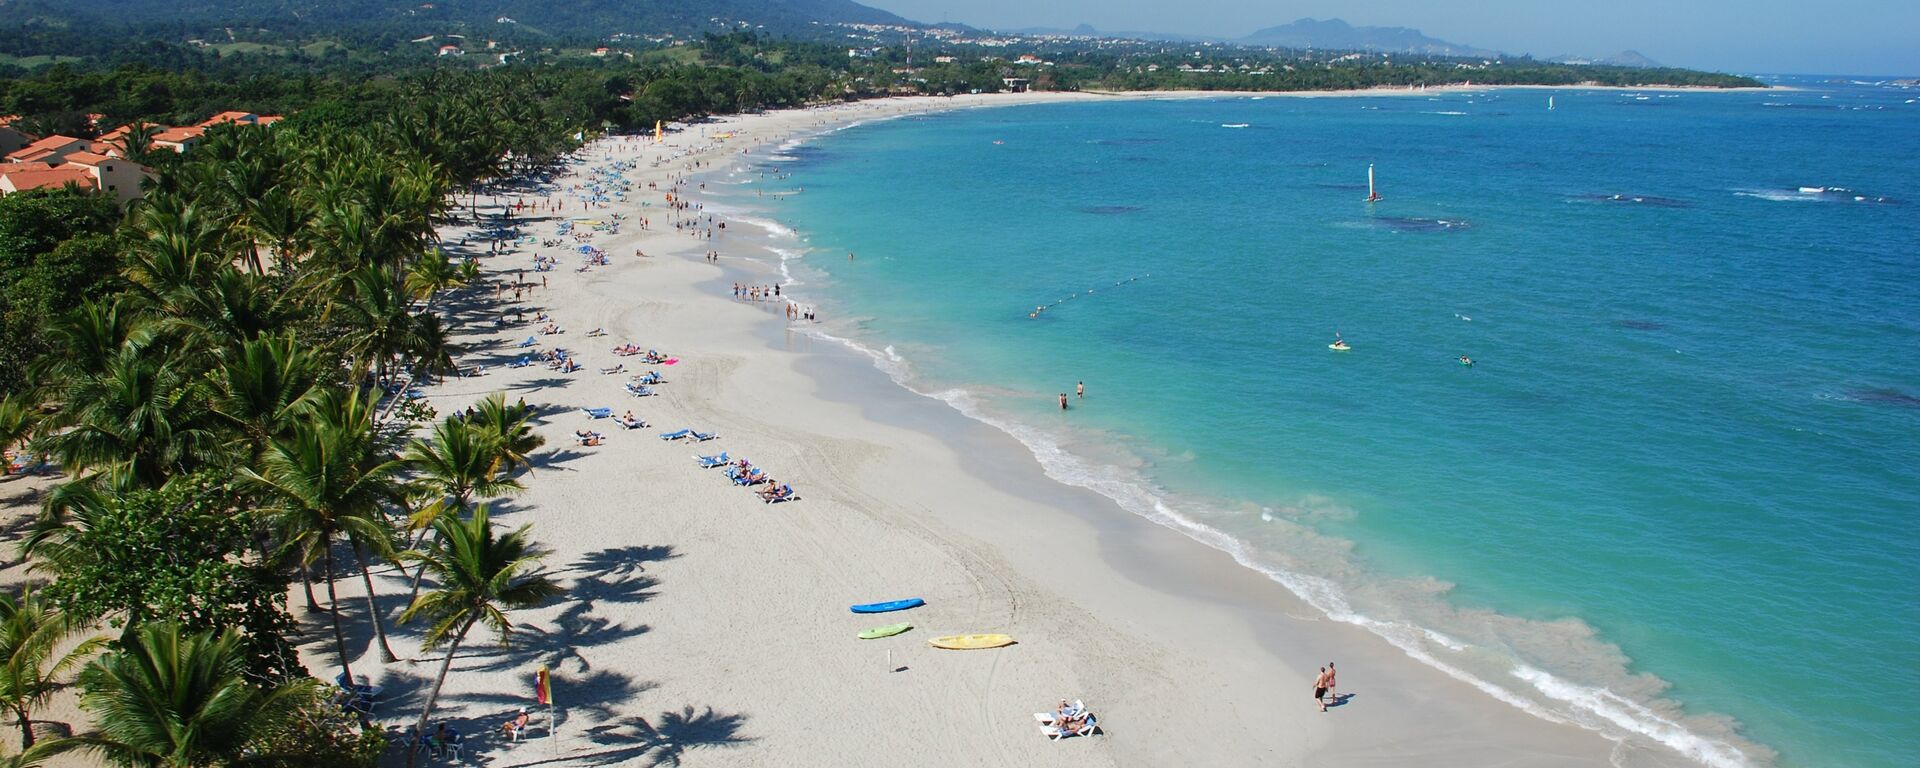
[797,324,1767,768]
[1733,187,1901,204]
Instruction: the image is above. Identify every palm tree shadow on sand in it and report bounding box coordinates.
[490,706,749,767]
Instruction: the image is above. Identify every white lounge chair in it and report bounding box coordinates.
[1034,701,1097,740]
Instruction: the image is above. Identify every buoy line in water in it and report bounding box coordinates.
[1028,274,1149,319]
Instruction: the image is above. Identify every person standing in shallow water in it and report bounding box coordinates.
[1076,381,1085,399]
[1059,393,1069,410]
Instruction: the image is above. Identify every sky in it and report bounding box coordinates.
[865,0,1919,76]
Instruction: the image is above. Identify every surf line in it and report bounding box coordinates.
[1028,274,1150,319]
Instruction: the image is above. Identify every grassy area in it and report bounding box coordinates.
[210,42,287,56]
[0,54,85,68]
[638,45,701,65]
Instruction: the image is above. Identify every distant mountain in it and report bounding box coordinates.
[1000,23,1210,42]
[6,0,915,40]
[1551,50,1662,67]
[1240,18,1496,58]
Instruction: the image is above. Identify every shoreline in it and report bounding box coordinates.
[386,92,1753,766]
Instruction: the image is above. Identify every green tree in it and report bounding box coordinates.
[398,506,560,751]
[32,475,300,681]
[74,623,315,768]
[0,590,105,749]
[243,388,406,669]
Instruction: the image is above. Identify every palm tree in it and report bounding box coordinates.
[403,249,466,305]
[402,417,518,534]
[243,389,407,671]
[207,334,323,460]
[0,738,80,768]
[466,393,543,478]
[398,506,560,748]
[46,346,215,491]
[400,417,518,600]
[0,590,104,749]
[74,623,314,768]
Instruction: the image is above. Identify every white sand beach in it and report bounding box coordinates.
[0,92,1709,767]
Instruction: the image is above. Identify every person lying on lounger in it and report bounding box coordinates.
[757,483,786,500]
[502,709,530,737]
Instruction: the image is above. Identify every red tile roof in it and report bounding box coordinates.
[63,151,115,167]
[5,134,88,162]
[0,165,97,193]
[151,126,205,144]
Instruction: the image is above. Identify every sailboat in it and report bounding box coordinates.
[1549,95,1556,111]
[1365,164,1383,203]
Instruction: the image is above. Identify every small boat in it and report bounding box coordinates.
[929,634,1016,650]
[1459,356,1475,366]
[1329,342,1351,351]
[850,598,925,614]
[858,622,912,640]
[1221,123,1249,128]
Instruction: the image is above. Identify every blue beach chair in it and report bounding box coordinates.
[695,452,730,468]
[689,430,718,442]
[582,407,613,419]
[658,429,693,441]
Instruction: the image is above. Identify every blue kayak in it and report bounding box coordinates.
[850,598,925,614]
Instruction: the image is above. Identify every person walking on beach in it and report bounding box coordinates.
[1313,666,1330,712]
[1325,662,1337,705]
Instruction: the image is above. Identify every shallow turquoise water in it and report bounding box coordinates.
[717,78,1920,767]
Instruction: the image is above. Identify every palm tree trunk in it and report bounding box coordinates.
[408,615,476,768]
[352,543,400,663]
[324,544,354,686]
[301,562,323,612]
[16,705,33,750]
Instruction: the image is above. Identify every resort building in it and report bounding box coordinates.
[5,134,92,165]
[0,162,97,196]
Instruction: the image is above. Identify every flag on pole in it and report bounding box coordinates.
[534,665,551,706]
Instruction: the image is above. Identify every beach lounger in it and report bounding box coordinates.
[632,372,664,385]
[506,356,533,369]
[599,364,625,375]
[617,416,648,430]
[694,452,730,468]
[582,407,613,419]
[573,431,604,446]
[762,484,797,504]
[689,430,718,442]
[1034,708,1097,740]
[518,336,537,348]
[658,429,693,441]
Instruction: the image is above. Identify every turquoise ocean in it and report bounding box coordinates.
[707,77,1919,767]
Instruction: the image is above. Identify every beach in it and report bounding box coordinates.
[306,92,1715,767]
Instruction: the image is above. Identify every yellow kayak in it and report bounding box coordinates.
[929,634,1015,650]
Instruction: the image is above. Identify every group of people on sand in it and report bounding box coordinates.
[733,282,781,301]
[1313,661,1339,712]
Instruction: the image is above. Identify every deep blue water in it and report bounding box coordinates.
[713,76,1920,767]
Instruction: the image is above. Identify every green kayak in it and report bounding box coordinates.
[858,622,912,640]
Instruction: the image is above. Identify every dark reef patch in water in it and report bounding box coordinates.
[1081,205,1144,215]
[1090,138,1165,146]
[1316,183,1368,190]
[1850,387,1920,408]
[1372,217,1470,232]
[1613,319,1667,331]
